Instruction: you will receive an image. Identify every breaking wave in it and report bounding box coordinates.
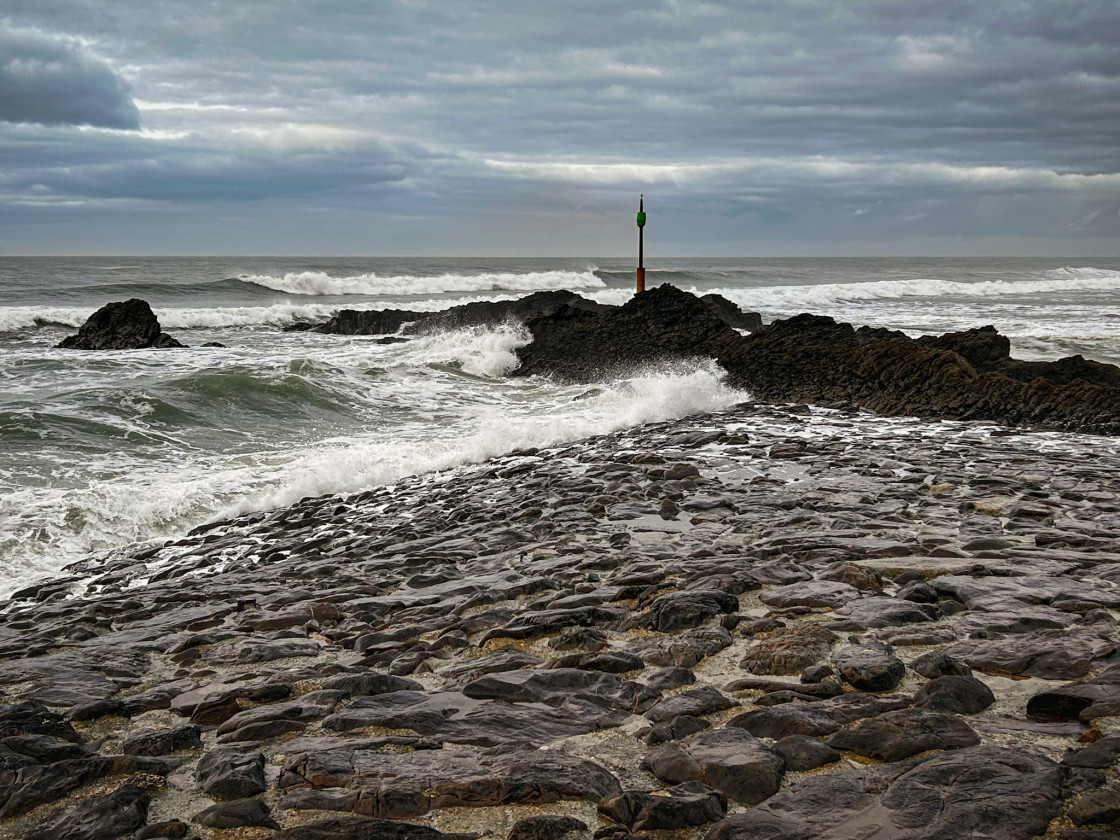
[704,267,1120,311]
[237,268,605,296]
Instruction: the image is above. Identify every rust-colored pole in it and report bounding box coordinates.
[636,194,646,294]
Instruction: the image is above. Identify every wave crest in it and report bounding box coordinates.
[706,267,1120,310]
[237,268,605,296]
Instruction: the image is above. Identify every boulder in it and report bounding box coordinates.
[630,627,733,669]
[640,589,739,632]
[56,299,184,350]
[508,815,588,840]
[909,650,972,679]
[641,728,784,806]
[704,746,1063,840]
[461,668,659,713]
[323,689,611,747]
[599,782,727,831]
[1026,665,1120,722]
[122,724,202,756]
[196,747,266,800]
[644,686,736,724]
[270,815,476,839]
[913,675,995,715]
[729,693,911,740]
[278,744,620,818]
[833,641,905,692]
[25,783,148,840]
[192,797,280,829]
[771,734,841,771]
[948,630,1116,680]
[740,625,836,676]
[825,708,980,762]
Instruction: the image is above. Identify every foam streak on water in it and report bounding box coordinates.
[1,255,1119,596]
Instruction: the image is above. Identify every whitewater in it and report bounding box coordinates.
[1,255,1118,596]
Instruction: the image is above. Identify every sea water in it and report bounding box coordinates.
[1,256,1118,595]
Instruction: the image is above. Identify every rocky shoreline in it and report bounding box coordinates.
[2,401,1120,839]
[59,285,1120,436]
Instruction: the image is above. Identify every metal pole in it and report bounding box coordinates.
[636,194,646,294]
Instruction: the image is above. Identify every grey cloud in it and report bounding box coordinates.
[0,28,140,129]
[0,125,424,204]
[0,0,1118,254]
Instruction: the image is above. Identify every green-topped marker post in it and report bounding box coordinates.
[636,194,646,294]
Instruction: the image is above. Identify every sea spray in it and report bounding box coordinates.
[216,359,744,518]
[0,335,743,597]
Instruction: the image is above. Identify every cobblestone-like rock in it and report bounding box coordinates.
[1,402,1118,838]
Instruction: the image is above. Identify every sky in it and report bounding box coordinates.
[1,0,1118,256]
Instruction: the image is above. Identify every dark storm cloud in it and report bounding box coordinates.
[0,0,1117,253]
[0,28,140,129]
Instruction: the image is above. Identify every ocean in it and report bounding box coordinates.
[1,256,1118,597]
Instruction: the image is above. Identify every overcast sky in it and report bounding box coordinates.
[1,0,1118,256]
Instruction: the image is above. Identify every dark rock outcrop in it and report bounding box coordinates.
[302,289,762,344]
[310,291,610,337]
[515,285,741,380]
[506,285,1120,435]
[918,325,1120,389]
[56,299,184,350]
[309,308,419,336]
[719,313,1120,434]
[832,641,905,692]
[699,294,762,332]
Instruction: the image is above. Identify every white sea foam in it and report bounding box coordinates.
[221,360,744,517]
[238,268,606,296]
[0,360,742,596]
[399,325,532,378]
[697,267,1120,311]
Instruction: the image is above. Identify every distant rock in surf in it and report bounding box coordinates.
[298,289,761,339]
[56,299,185,350]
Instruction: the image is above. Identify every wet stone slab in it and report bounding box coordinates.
[0,403,1119,839]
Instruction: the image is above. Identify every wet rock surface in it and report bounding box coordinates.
[56,298,185,350]
[301,289,762,346]
[1,402,1119,839]
[515,285,1120,435]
